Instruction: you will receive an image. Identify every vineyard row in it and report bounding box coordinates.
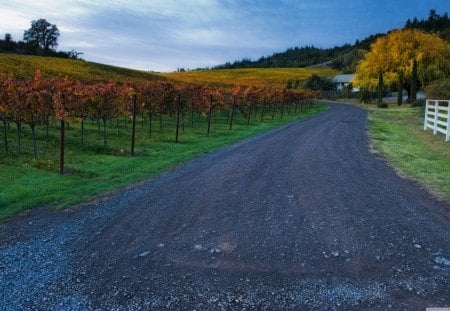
[0,70,319,173]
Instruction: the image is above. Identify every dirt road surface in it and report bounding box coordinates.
[1,103,449,310]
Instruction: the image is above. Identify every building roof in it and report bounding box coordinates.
[331,74,355,84]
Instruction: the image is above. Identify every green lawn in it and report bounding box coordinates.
[0,104,327,220]
[368,104,450,201]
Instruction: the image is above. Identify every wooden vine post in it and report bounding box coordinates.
[60,119,65,175]
[175,94,181,143]
[229,96,236,130]
[207,94,213,135]
[3,121,8,153]
[260,104,265,122]
[130,94,137,156]
[58,91,66,175]
[247,104,252,125]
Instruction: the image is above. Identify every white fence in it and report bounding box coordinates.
[424,100,450,142]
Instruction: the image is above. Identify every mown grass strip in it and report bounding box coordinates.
[368,105,450,201]
[0,104,328,220]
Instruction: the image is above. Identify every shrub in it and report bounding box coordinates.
[302,74,335,91]
[412,98,426,107]
[425,79,450,99]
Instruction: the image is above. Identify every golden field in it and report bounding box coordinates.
[0,54,163,81]
[0,54,338,88]
[161,67,339,88]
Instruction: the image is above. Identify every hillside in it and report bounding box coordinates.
[0,54,163,82]
[161,67,339,89]
[0,55,338,89]
[215,45,353,70]
[213,35,386,73]
[215,10,450,73]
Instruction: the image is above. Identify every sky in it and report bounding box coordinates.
[0,0,449,72]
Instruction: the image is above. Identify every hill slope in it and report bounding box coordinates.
[0,55,338,88]
[162,67,339,89]
[0,54,163,82]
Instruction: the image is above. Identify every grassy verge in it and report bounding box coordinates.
[368,104,450,201]
[0,104,328,220]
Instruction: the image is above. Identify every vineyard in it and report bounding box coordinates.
[162,67,339,88]
[0,54,164,82]
[0,68,323,218]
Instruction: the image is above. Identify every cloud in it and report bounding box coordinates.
[1,0,449,71]
[0,0,302,70]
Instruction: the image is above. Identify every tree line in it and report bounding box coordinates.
[0,19,83,60]
[405,9,450,40]
[214,10,449,73]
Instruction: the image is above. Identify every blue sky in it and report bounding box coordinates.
[0,0,448,72]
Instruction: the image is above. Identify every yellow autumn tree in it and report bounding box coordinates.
[354,29,450,103]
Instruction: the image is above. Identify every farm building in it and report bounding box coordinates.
[331,74,357,92]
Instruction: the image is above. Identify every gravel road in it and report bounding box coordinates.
[1,103,449,310]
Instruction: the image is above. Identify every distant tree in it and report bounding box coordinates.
[0,33,16,52]
[404,9,450,41]
[286,79,293,89]
[302,74,334,90]
[23,19,59,54]
[405,18,412,28]
[4,33,14,51]
[428,9,438,22]
[342,82,353,98]
[67,49,84,60]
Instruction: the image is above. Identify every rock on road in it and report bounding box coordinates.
[1,103,449,310]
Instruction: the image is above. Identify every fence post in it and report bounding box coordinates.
[425,99,450,142]
[433,100,438,135]
[446,100,450,142]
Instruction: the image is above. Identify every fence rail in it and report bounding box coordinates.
[424,99,450,142]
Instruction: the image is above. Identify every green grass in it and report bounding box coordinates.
[0,104,328,220]
[368,104,450,201]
